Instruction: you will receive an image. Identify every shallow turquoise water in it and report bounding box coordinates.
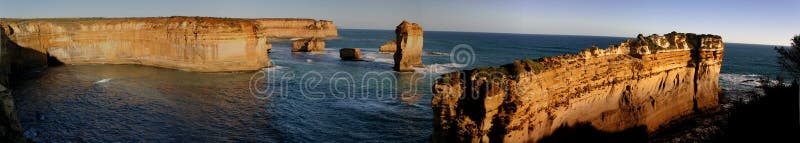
[12,29,781,142]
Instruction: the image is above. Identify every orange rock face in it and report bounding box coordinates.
[431,32,724,142]
[0,17,338,72]
[292,38,326,52]
[379,39,396,53]
[393,21,424,72]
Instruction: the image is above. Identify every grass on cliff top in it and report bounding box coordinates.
[453,58,546,83]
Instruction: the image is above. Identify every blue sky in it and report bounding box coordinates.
[1,0,797,45]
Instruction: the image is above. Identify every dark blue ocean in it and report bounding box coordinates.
[12,29,782,142]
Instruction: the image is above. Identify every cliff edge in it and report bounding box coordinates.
[431,32,724,142]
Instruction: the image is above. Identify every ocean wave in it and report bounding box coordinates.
[717,73,782,101]
[362,52,394,64]
[413,63,465,74]
[424,51,449,56]
[263,66,288,72]
[94,78,112,84]
[719,73,763,88]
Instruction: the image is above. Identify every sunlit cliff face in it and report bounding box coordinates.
[0,17,338,72]
[431,32,724,142]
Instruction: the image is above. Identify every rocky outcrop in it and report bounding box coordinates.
[431,32,724,142]
[0,26,30,143]
[292,38,325,52]
[393,21,424,72]
[0,17,338,72]
[379,40,397,53]
[339,48,362,61]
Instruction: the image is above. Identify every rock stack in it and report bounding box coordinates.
[379,40,397,53]
[292,38,326,52]
[339,48,362,61]
[392,21,424,72]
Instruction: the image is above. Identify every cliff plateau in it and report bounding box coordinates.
[432,32,724,142]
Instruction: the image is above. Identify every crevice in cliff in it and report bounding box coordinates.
[688,34,702,112]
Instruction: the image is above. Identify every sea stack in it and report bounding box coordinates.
[379,39,397,53]
[431,32,725,142]
[339,48,362,61]
[393,21,424,72]
[292,38,326,52]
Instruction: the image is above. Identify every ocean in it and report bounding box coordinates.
[11,29,782,142]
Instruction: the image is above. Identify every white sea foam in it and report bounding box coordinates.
[262,66,287,72]
[719,73,763,88]
[413,63,465,74]
[718,73,783,102]
[94,78,112,84]
[362,52,394,64]
[424,51,449,56]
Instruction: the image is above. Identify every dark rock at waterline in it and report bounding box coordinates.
[339,48,363,61]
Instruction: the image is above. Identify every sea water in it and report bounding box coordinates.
[12,29,782,142]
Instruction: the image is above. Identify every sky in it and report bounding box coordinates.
[1,0,798,45]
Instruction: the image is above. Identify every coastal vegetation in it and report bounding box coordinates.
[724,34,800,142]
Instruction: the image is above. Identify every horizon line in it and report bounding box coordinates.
[0,16,791,47]
[340,28,792,47]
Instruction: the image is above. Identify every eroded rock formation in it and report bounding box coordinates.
[431,32,724,142]
[393,21,424,72]
[0,17,338,72]
[339,48,362,61]
[379,39,397,53]
[292,38,325,52]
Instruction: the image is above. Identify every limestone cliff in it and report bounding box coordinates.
[0,17,338,72]
[431,32,724,142]
[393,21,424,72]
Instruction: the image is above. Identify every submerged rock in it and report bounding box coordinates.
[431,32,725,142]
[292,38,326,52]
[339,48,363,61]
[379,39,397,53]
[393,21,424,72]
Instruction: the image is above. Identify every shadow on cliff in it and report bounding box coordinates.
[537,123,648,143]
[1,29,64,84]
[0,26,36,143]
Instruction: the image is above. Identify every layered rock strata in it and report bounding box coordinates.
[0,17,338,72]
[393,21,424,72]
[339,48,362,61]
[292,38,325,52]
[379,39,397,53]
[432,32,724,142]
